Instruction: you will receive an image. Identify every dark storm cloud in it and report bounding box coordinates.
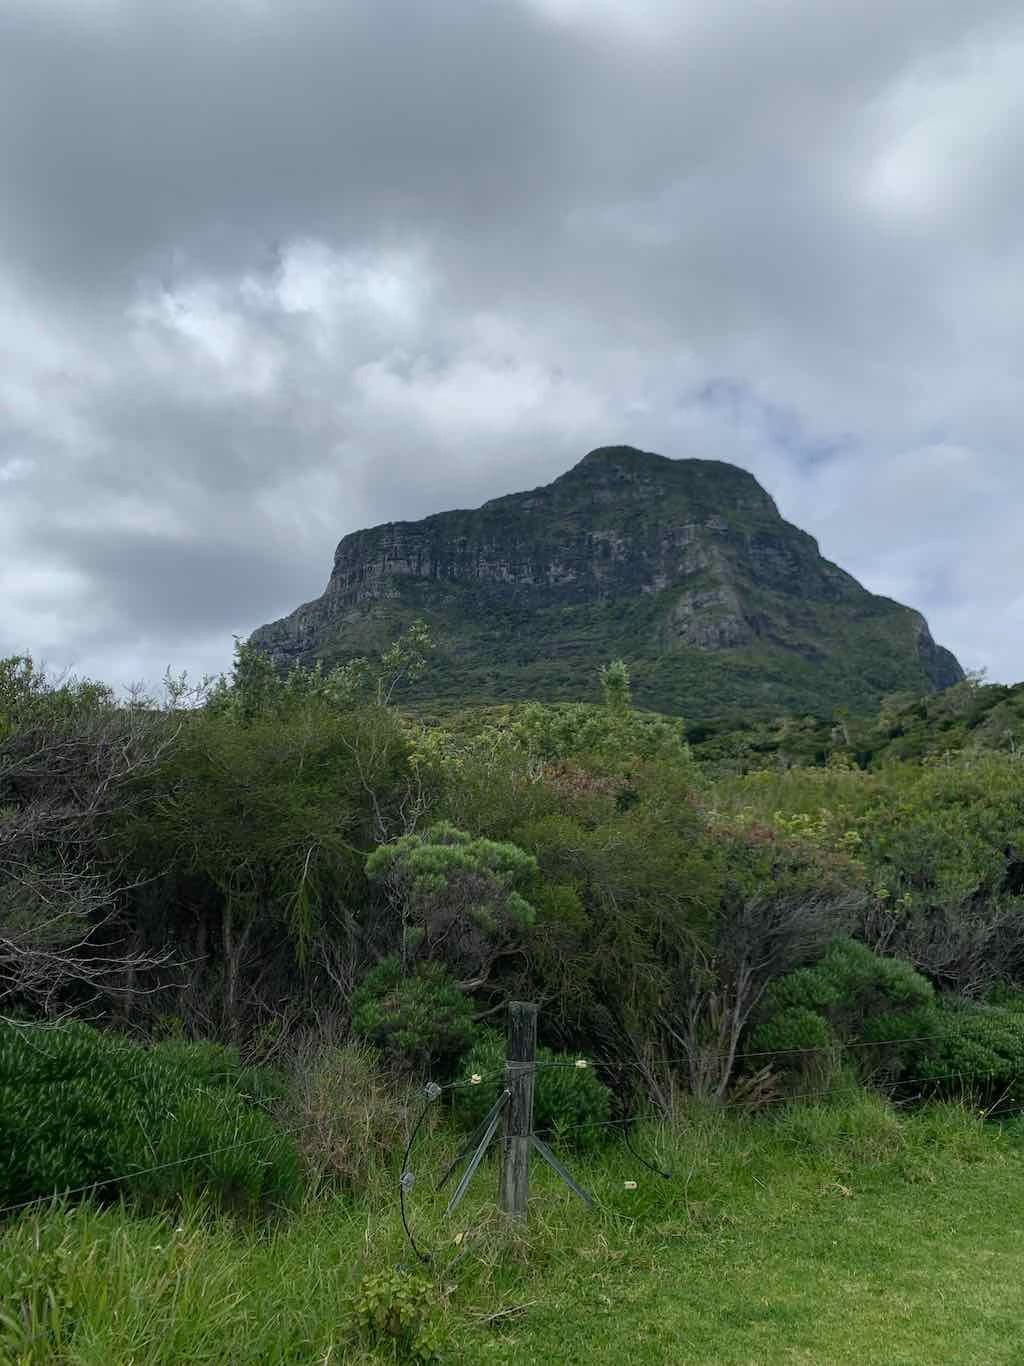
[2,0,1024,694]
[0,0,579,296]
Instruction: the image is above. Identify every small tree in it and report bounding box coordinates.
[365,823,537,984]
[599,658,632,718]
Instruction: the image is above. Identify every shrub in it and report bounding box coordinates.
[753,943,1024,1108]
[453,1030,613,1151]
[365,823,539,981]
[764,939,934,1024]
[351,958,477,1075]
[748,940,934,1091]
[0,1022,301,1214]
[747,1007,838,1094]
[871,1000,1024,1109]
[282,1040,413,1196]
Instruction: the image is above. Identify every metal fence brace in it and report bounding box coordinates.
[531,1134,593,1209]
[444,1090,510,1217]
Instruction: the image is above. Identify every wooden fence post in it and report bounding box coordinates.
[499,1000,537,1222]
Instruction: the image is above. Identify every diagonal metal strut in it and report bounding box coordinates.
[437,1088,512,1193]
[444,1089,510,1217]
[531,1134,593,1209]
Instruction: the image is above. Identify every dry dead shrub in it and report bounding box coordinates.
[283,1036,414,1197]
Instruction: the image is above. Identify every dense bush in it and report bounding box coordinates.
[748,940,935,1089]
[715,753,1024,995]
[9,634,1024,1130]
[750,944,1024,1109]
[866,998,1024,1108]
[364,822,539,981]
[351,958,477,1075]
[761,939,934,1026]
[453,1030,612,1151]
[0,1022,301,1214]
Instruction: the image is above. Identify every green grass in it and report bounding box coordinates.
[3,1096,1024,1363]
[477,1105,1024,1364]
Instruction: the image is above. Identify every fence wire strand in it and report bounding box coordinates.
[5,1027,1024,1273]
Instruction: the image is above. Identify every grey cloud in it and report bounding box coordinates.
[2,0,1024,695]
[0,0,580,299]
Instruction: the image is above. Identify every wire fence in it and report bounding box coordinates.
[392,1036,1024,1264]
[3,1028,1024,1250]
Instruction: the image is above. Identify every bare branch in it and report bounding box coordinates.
[0,686,183,1016]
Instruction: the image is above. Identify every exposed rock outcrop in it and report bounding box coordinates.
[250,445,964,719]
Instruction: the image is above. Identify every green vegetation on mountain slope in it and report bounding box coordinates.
[250,446,963,721]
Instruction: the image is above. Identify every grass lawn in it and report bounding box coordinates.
[485,1159,1024,1364]
[4,1096,1024,1363]
[458,1100,1024,1365]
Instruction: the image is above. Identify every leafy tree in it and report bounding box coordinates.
[365,823,537,983]
[115,697,416,1034]
[599,658,631,718]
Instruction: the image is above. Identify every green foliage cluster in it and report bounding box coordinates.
[351,959,477,1074]
[366,822,538,935]
[206,621,434,724]
[0,1022,301,1213]
[753,942,1024,1109]
[866,998,1024,1107]
[453,1030,613,1150]
[353,1267,446,1363]
[750,941,934,1090]
[757,939,935,1044]
[499,662,690,770]
[717,752,1024,994]
[689,672,1024,773]
[7,623,1024,1161]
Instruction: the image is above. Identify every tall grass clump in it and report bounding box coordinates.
[0,1201,372,1363]
[281,1038,416,1197]
[148,1038,287,1108]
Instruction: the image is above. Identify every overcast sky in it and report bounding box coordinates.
[2,0,1023,700]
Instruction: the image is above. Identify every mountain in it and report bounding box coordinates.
[249,445,964,721]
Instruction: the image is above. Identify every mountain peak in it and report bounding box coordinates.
[573,444,669,468]
[249,445,963,720]
[556,446,781,516]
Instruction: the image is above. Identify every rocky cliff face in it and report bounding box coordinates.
[249,446,964,720]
